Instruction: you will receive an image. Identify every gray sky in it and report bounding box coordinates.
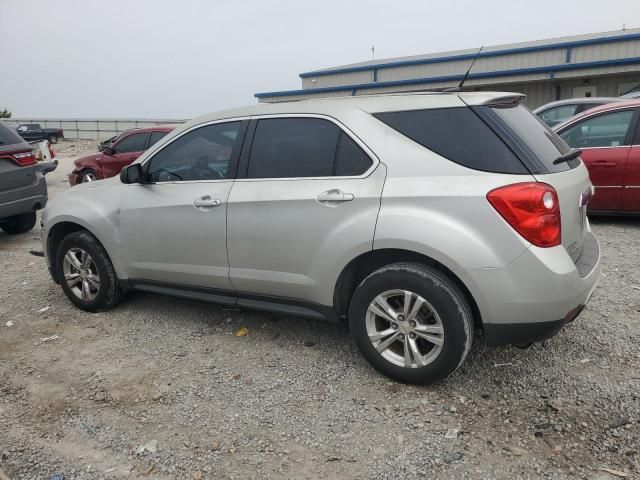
[2,0,639,118]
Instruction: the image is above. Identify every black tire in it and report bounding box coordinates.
[349,262,473,384]
[79,169,97,183]
[55,231,122,312]
[0,211,37,234]
[47,134,58,144]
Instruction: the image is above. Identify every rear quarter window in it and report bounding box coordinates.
[374,107,528,174]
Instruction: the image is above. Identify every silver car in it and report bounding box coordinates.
[533,97,623,127]
[41,92,600,384]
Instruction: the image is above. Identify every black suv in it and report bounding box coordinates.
[0,122,48,234]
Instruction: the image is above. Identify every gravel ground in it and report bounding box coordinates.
[0,140,638,479]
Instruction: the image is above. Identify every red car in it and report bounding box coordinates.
[555,99,640,213]
[69,125,175,185]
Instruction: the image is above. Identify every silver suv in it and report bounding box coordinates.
[41,92,600,384]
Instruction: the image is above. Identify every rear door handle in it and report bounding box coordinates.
[593,160,617,167]
[317,189,355,205]
[193,195,222,210]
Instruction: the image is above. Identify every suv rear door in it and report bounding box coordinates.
[226,115,385,306]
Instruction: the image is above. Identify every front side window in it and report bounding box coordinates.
[559,110,635,149]
[147,122,240,183]
[539,105,578,126]
[114,132,147,154]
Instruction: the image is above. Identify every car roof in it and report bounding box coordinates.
[533,97,623,113]
[553,99,640,131]
[185,91,523,126]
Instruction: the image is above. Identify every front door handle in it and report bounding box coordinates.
[193,195,222,210]
[317,189,355,205]
[593,160,617,167]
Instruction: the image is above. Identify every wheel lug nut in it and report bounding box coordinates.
[409,333,416,339]
[409,321,416,328]
[397,315,405,321]
[391,323,398,330]
[398,334,405,341]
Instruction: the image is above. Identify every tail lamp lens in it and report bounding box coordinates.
[12,151,37,166]
[487,182,561,248]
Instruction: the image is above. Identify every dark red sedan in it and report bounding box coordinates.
[555,99,640,213]
[69,125,175,185]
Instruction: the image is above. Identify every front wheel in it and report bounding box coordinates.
[349,263,473,384]
[55,231,122,312]
[0,211,37,234]
[79,169,97,183]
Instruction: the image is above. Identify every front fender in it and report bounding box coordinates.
[42,182,127,278]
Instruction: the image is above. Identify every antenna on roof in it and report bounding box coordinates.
[443,45,483,92]
[371,45,375,60]
[458,45,483,89]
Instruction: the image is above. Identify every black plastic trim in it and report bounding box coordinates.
[483,305,584,347]
[127,279,339,322]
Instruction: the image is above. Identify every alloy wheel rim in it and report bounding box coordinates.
[82,173,96,183]
[366,289,444,368]
[62,247,100,301]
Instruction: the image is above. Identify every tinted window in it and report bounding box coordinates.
[375,108,528,174]
[147,122,240,182]
[538,104,578,126]
[148,131,168,147]
[114,133,147,153]
[559,110,635,149]
[335,133,372,176]
[0,122,26,146]
[248,118,340,178]
[486,104,571,173]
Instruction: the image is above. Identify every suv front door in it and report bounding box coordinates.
[559,109,637,211]
[119,120,246,290]
[226,116,385,307]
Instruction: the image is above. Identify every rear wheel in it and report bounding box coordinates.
[47,134,58,144]
[55,231,122,312]
[349,262,473,384]
[0,212,37,234]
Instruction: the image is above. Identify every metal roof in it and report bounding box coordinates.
[256,28,640,100]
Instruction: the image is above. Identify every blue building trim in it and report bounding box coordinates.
[298,32,640,78]
[255,56,640,98]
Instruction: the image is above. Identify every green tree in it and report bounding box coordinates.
[0,108,11,119]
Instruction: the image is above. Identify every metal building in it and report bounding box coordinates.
[255,28,640,108]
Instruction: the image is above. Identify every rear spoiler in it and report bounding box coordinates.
[458,92,525,107]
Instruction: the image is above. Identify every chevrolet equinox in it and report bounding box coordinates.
[41,92,601,384]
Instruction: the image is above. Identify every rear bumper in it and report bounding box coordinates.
[466,230,600,346]
[0,168,48,219]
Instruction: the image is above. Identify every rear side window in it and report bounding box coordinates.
[114,132,147,154]
[374,108,527,174]
[248,118,371,178]
[335,133,372,176]
[148,131,168,147]
[0,122,25,146]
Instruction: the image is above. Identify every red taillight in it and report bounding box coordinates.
[487,182,561,248]
[9,150,37,166]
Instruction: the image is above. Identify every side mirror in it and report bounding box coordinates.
[120,164,144,184]
[104,146,114,155]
